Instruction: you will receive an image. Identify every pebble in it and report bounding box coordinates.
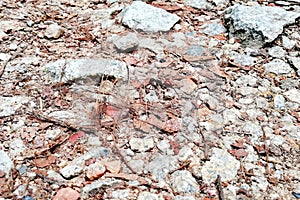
[274,94,285,110]
[184,0,210,9]
[85,162,106,180]
[44,23,64,39]
[0,150,14,178]
[9,138,26,158]
[113,33,139,53]
[53,187,80,200]
[268,46,285,58]
[129,137,155,152]
[122,1,180,32]
[137,191,159,200]
[170,170,199,194]
[60,165,83,179]
[0,96,31,117]
[201,148,240,183]
[145,155,179,181]
[264,59,292,75]
[283,89,300,104]
[157,140,173,155]
[44,58,128,83]
[202,23,226,36]
[111,189,130,199]
[103,160,121,174]
[81,179,122,198]
[282,36,296,50]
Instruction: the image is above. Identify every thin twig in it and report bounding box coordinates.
[216,175,225,200]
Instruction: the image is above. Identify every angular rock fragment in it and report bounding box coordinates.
[225,5,300,48]
[264,59,292,75]
[170,170,199,194]
[44,23,64,39]
[60,165,83,179]
[0,150,14,178]
[122,1,180,32]
[44,58,128,83]
[184,0,210,9]
[201,148,240,183]
[0,96,30,117]
[81,179,122,198]
[53,187,80,200]
[114,33,139,53]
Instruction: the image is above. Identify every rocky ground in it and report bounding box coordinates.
[0,0,300,199]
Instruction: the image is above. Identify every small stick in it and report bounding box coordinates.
[216,175,225,200]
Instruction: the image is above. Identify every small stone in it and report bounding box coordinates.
[22,196,34,200]
[60,165,83,179]
[264,59,292,75]
[202,23,226,36]
[232,53,256,66]
[53,187,80,200]
[145,155,179,181]
[81,179,122,198]
[157,140,173,155]
[9,138,26,157]
[288,57,300,70]
[0,150,14,178]
[111,189,130,199]
[201,148,240,183]
[177,78,197,94]
[85,162,106,180]
[170,170,199,194]
[282,36,296,50]
[0,96,31,117]
[184,0,210,9]
[0,29,8,40]
[114,33,139,53]
[129,137,154,152]
[103,160,121,174]
[274,94,285,110]
[268,46,285,58]
[122,1,180,32]
[283,89,300,104]
[137,191,159,200]
[45,23,64,39]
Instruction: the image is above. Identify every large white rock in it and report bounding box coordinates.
[122,1,180,32]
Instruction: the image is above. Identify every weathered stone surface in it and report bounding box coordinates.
[202,23,226,36]
[129,137,155,152]
[184,0,210,9]
[201,148,240,183]
[137,191,159,200]
[268,46,285,58]
[225,5,300,48]
[283,89,300,104]
[44,58,128,83]
[264,59,292,75]
[81,179,122,198]
[0,96,30,117]
[122,1,180,32]
[170,170,199,194]
[60,165,83,179]
[53,187,80,200]
[144,155,179,181]
[44,23,64,39]
[0,150,14,178]
[274,94,285,110]
[114,33,139,53]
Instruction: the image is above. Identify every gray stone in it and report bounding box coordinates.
[288,56,300,70]
[236,86,258,96]
[185,45,205,56]
[114,33,139,53]
[232,53,256,66]
[225,5,300,48]
[0,96,31,117]
[268,46,285,58]
[175,196,195,200]
[127,159,144,174]
[0,29,8,40]
[242,122,263,137]
[0,150,14,178]
[282,36,296,50]
[137,191,159,200]
[47,170,67,183]
[60,164,83,179]
[81,179,122,198]
[283,89,300,104]
[145,155,179,181]
[122,1,180,32]
[129,137,154,152]
[44,58,128,83]
[157,140,173,155]
[9,138,26,157]
[274,94,285,110]
[184,0,210,9]
[0,53,11,61]
[170,170,199,194]
[111,189,130,200]
[202,23,226,36]
[235,75,257,86]
[264,59,292,75]
[201,148,240,183]
[44,23,64,39]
